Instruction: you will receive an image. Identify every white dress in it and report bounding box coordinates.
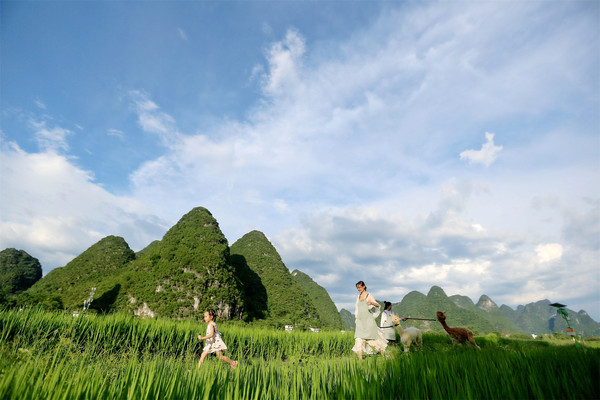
[351,293,387,355]
[203,321,228,353]
[380,310,397,341]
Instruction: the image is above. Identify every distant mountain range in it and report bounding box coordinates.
[1,206,598,336]
[340,286,599,337]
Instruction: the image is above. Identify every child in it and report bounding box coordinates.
[380,301,398,345]
[197,309,237,369]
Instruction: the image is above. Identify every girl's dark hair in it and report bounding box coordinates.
[206,309,216,319]
[384,301,392,310]
[355,281,366,290]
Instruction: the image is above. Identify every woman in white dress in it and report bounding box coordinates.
[352,281,387,359]
[380,301,398,344]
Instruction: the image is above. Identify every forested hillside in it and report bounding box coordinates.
[500,300,600,337]
[339,308,355,330]
[230,231,320,329]
[122,207,245,319]
[391,287,600,337]
[292,269,346,330]
[449,294,522,334]
[393,286,496,334]
[23,236,134,311]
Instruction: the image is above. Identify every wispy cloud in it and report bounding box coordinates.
[261,29,306,97]
[107,129,125,140]
[176,27,188,41]
[34,98,47,110]
[29,119,73,153]
[129,90,180,146]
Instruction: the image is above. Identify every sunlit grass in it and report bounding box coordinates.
[1,308,598,399]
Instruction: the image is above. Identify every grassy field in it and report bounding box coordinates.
[1,308,598,399]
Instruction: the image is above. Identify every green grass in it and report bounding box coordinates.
[1,308,598,399]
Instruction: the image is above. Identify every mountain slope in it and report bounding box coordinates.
[123,207,245,320]
[230,231,319,328]
[291,269,346,330]
[448,294,522,334]
[391,287,599,337]
[393,286,495,334]
[136,240,160,258]
[339,308,355,330]
[501,300,600,336]
[24,235,134,311]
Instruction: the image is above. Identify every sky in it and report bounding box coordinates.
[1,1,599,321]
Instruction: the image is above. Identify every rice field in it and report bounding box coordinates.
[1,308,598,399]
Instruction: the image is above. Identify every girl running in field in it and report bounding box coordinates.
[197,309,237,369]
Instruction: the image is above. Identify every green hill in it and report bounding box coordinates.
[392,288,440,333]
[393,286,495,334]
[230,231,319,329]
[448,294,522,334]
[500,300,600,337]
[229,252,268,322]
[291,269,346,330]
[339,308,355,330]
[122,207,245,320]
[22,236,134,312]
[390,287,599,337]
[136,240,160,257]
[0,248,43,305]
[566,310,600,337]
[448,294,476,310]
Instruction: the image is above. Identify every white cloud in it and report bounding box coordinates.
[261,29,306,97]
[313,272,341,286]
[408,263,450,282]
[535,243,563,263]
[273,199,289,213]
[460,132,503,167]
[0,142,170,273]
[472,223,485,233]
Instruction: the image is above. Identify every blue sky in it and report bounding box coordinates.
[1,1,599,322]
